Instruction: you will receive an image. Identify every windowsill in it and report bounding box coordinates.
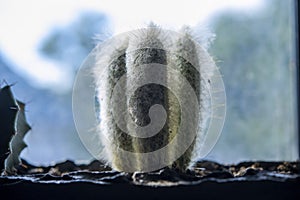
[0,160,299,199]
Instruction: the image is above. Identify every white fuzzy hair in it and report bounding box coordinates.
[93,26,216,171]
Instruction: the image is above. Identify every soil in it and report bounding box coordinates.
[0,160,299,199]
[1,159,299,185]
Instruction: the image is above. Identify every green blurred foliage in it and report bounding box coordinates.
[208,0,297,162]
[39,11,108,71]
[28,11,110,164]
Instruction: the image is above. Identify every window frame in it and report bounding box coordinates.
[296,0,300,159]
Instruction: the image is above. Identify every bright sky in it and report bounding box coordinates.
[0,0,263,92]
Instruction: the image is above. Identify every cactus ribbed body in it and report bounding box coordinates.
[168,31,201,170]
[127,35,169,170]
[95,28,204,172]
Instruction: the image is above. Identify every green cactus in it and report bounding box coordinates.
[0,85,18,172]
[0,85,31,175]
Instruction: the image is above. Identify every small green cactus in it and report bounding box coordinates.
[0,85,31,175]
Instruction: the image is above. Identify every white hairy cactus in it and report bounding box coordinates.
[0,26,223,175]
[73,25,226,172]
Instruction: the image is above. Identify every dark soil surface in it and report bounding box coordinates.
[1,160,299,186]
[1,160,299,200]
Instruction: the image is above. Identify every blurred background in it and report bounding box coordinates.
[0,0,298,166]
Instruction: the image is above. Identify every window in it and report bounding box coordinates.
[207,0,299,163]
[0,0,298,166]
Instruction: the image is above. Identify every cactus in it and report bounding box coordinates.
[168,28,201,170]
[0,85,18,172]
[93,27,216,172]
[0,85,31,175]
